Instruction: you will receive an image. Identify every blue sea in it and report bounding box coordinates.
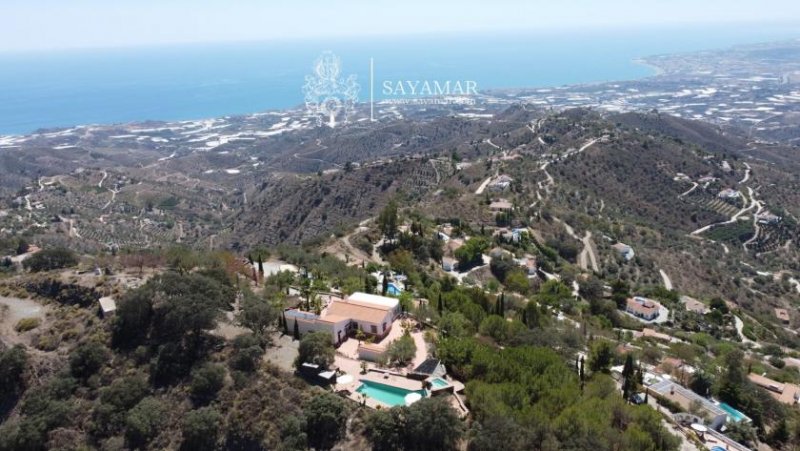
[0,24,798,135]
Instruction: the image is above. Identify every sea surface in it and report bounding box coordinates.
[0,24,798,135]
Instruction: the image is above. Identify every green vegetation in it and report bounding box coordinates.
[295,331,335,369]
[22,248,78,272]
[364,397,464,451]
[704,221,754,244]
[437,338,678,450]
[14,317,41,332]
[386,331,417,367]
[455,237,490,269]
[305,393,349,450]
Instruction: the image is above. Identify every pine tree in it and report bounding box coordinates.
[293,318,300,340]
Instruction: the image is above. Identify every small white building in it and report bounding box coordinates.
[718,188,741,200]
[98,296,117,318]
[488,175,513,192]
[611,242,635,261]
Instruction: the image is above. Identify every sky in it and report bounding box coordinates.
[2,0,800,52]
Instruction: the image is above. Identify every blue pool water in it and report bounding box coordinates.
[718,402,750,422]
[356,380,426,407]
[386,283,402,296]
[431,378,449,388]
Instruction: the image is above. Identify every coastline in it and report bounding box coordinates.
[632,58,666,76]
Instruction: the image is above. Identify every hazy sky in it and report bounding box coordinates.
[3,0,800,52]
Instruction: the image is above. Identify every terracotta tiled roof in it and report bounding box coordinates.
[327,301,391,324]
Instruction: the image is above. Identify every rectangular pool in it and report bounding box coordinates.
[356,380,426,407]
[430,377,450,388]
[718,402,750,423]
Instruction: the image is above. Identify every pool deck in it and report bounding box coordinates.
[361,371,427,391]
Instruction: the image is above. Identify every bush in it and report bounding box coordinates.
[0,345,28,402]
[305,394,348,450]
[125,397,166,448]
[182,407,222,451]
[769,356,786,369]
[386,333,417,367]
[479,315,510,342]
[14,317,41,332]
[69,341,109,379]
[100,374,150,411]
[229,333,264,373]
[190,363,226,403]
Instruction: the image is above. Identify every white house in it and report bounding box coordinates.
[285,292,400,344]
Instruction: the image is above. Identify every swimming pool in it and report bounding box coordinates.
[430,377,449,388]
[356,380,426,407]
[718,402,750,423]
[386,283,402,296]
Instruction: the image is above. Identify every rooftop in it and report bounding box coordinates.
[775,308,790,322]
[627,297,660,316]
[649,379,727,419]
[98,296,116,313]
[347,292,399,310]
[327,301,391,325]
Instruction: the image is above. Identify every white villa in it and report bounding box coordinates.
[285,292,400,345]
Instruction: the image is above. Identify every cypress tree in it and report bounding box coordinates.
[381,273,389,296]
[622,354,635,401]
[437,293,443,316]
[282,312,289,335]
[293,318,300,340]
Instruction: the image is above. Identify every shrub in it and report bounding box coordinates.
[125,397,166,448]
[14,317,41,332]
[305,394,349,450]
[386,333,417,367]
[190,363,226,403]
[69,341,109,379]
[182,407,222,451]
[0,345,28,401]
